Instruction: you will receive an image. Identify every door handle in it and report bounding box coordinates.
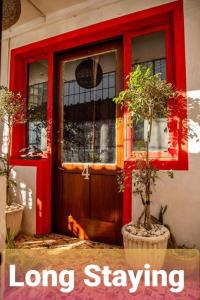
[58,167,65,171]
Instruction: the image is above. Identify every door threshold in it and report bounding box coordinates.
[14,233,122,249]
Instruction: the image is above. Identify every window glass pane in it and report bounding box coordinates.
[62,52,116,164]
[131,31,168,151]
[27,59,48,151]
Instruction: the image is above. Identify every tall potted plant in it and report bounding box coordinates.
[0,86,26,237]
[113,66,176,249]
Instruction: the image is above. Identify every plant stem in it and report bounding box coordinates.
[144,104,154,230]
[137,207,146,226]
[6,118,11,206]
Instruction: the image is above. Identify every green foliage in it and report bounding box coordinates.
[113,65,175,125]
[167,170,174,179]
[0,86,26,125]
[132,158,174,201]
[113,66,176,230]
[28,102,47,126]
[133,158,158,196]
[117,170,126,193]
[0,86,27,205]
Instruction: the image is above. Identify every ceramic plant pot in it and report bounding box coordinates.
[6,203,24,238]
[122,223,170,269]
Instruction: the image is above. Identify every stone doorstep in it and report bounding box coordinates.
[14,233,121,249]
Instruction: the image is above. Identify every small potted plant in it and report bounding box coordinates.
[113,66,176,250]
[0,86,26,238]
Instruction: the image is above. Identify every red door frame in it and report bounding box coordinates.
[9,0,187,234]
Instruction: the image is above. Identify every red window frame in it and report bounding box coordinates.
[123,25,173,159]
[9,0,187,233]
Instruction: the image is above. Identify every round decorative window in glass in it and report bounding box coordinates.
[75,58,103,89]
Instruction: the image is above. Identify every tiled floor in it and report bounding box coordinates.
[15,233,121,249]
[7,235,199,300]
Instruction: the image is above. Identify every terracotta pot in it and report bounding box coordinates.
[6,204,24,238]
[122,223,170,269]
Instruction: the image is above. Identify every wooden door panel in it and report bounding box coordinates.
[54,170,89,234]
[62,172,89,219]
[54,169,64,233]
[74,218,117,244]
[56,172,123,244]
[53,40,123,244]
[90,174,118,223]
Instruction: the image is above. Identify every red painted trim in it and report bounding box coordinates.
[47,53,54,158]
[9,0,187,233]
[123,161,132,224]
[10,56,27,157]
[124,24,177,161]
[36,159,51,234]
[173,0,188,170]
[10,1,178,58]
[123,34,132,160]
[123,24,179,162]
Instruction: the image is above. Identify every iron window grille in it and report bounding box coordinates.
[63,71,116,106]
[27,82,48,150]
[132,58,167,151]
[63,71,116,163]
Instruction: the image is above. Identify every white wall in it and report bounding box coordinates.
[0,166,36,247]
[12,166,37,235]
[1,0,175,56]
[0,177,6,251]
[1,0,200,247]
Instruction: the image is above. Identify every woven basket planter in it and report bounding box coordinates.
[2,0,21,30]
[122,223,170,269]
[6,204,24,238]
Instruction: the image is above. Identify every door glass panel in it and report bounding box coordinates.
[61,51,117,164]
[131,31,168,151]
[27,59,48,151]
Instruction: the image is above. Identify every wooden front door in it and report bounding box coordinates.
[53,40,124,244]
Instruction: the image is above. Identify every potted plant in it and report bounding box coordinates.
[113,66,176,250]
[0,86,26,238]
